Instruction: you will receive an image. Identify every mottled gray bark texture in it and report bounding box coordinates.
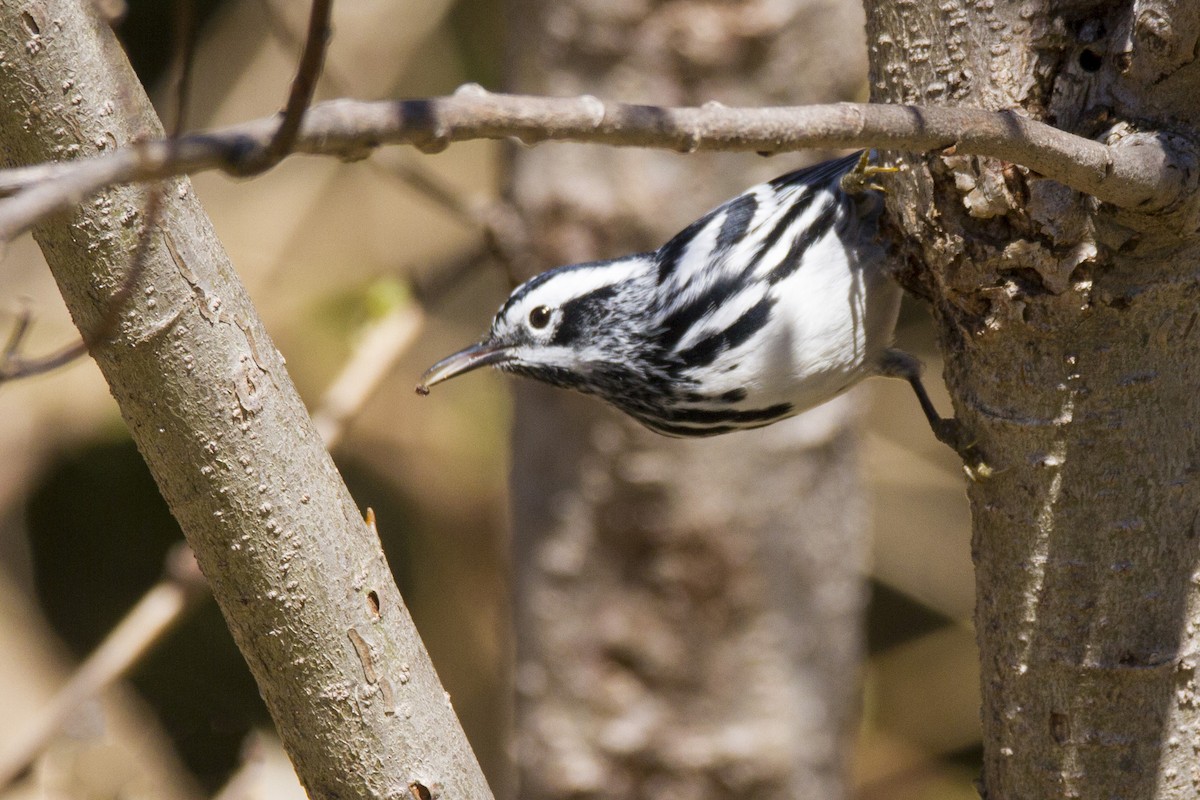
[505,1,872,797]
[0,2,492,798]
[865,1,1200,797]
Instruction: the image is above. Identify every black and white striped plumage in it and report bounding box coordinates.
[421,153,944,440]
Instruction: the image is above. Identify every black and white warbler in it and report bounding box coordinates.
[419,152,962,450]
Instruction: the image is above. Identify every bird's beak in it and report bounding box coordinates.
[416,341,512,395]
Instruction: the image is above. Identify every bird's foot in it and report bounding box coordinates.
[840,151,899,195]
[931,417,993,481]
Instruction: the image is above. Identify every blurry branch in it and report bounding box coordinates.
[311,239,514,450]
[312,295,424,449]
[0,187,163,382]
[0,544,208,790]
[373,159,531,287]
[0,305,85,381]
[0,87,1188,244]
[256,0,353,92]
[211,733,306,800]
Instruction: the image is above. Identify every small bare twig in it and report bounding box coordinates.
[231,0,333,175]
[168,0,198,138]
[0,544,209,790]
[0,186,163,382]
[0,90,1184,245]
[0,0,201,384]
[255,1,534,285]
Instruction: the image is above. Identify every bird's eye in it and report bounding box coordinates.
[528,305,552,329]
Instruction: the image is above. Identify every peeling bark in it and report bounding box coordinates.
[866,0,1200,796]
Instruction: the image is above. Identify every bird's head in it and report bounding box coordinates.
[418,254,656,397]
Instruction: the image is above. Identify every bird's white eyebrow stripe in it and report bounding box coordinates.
[498,256,647,319]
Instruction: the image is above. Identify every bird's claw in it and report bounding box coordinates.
[840,151,899,196]
[932,418,993,480]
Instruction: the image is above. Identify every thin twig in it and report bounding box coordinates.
[168,0,198,138]
[0,544,209,790]
[0,90,1184,244]
[255,0,354,92]
[232,0,333,175]
[0,187,164,382]
[255,1,534,286]
[2,305,33,360]
[0,0,202,384]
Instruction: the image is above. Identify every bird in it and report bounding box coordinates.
[418,152,964,451]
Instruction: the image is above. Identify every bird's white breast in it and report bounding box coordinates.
[701,227,901,411]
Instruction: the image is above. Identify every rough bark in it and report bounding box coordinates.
[0,2,492,798]
[505,1,872,797]
[864,0,1200,797]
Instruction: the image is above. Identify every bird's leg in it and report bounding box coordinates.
[878,348,984,467]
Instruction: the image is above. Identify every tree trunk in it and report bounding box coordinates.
[865,1,1200,796]
[0,2,491,797]
[505,1,874,797]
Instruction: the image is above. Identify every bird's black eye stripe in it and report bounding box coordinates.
[549,285,620,345]
[497,256,641,321]
[529,305,552,329]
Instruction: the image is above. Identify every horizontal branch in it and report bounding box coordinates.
[0,86,1186,240]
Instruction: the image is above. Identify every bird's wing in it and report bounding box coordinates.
[652,152,862,350]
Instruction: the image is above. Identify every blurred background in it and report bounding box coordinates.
[0,0,977,798]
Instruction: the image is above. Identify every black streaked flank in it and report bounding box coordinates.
[656,209,716,284]
[676,296,773,368]
[716,194,758,250]
[640,419,739,437]
[655,274,745,351]
[750,187,820,267]
[659,402,793,425]
[766,200,841,285]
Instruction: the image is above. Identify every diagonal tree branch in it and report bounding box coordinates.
[0,1,494,796]
[0,186,163,382]
[0,87,1192,244]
